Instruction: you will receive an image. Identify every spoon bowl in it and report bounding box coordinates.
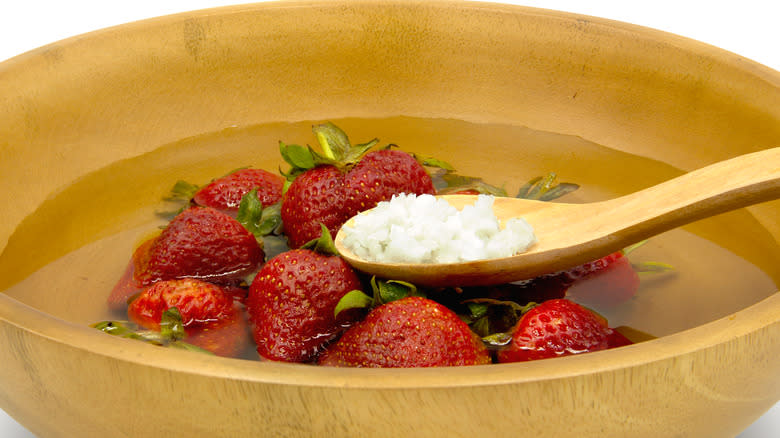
[336,147,780,286]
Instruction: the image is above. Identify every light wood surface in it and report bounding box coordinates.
[337,147,780,286]
[0,1,778,437]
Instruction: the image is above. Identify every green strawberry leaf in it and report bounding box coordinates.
[92,318,214,355]
[460,298,537,338]
[279,141,317,171]
[633,261,676,274]
[334,289,374,318]
[301,223,339,256]
[236,190,282,241]
[411,152,455,171]
[342,138,379,166]
[516,172,579,201]
[168,340,215,354]
[372,277,420,304]
[313,122,351,161]
[481,332,513,347]
[436,176,510,196]
[160,307,187,341]
[236,189,265,237]
[156,180,199,219]
[466,302,489,319]
[258,202,283,236]
[165,180,200,201]
[620,240,675,274]
[92,320,160,344]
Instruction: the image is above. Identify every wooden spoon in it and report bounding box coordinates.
[335,147,780,287]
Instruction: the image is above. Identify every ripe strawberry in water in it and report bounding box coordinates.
[107,238,155,310]
[280,165,349,249]
[246,247,363,362]
[512,251,637,309]
[128,278,235,329]
[127,278,250,357]
[279,123,435,248]
[497,298,628,363]
[342,149,435,217]
[134,206,264,286]
[564,253,641,309]
[192,168,284,213]
[318,296,491,368]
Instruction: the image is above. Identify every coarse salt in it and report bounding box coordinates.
[340,193,537,264]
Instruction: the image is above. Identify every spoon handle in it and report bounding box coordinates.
[597,146,780,242]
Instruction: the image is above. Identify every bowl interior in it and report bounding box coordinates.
[0,116,778,341]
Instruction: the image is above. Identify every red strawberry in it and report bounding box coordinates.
[282,150,434,248]
[564,253,640,309]
[246,248,363,363]
[342,149,435,216]
[107,238,154,310]
[280,165,349,249]
[127,278,250,357]
[497,298,626,363]
[128,278,235,330]
[279,123,435,248]
[185,309,251,357]
[133,206,264,287]
[513,251,631,307]
[192,168,284,213]
[318,296,491,368]
[559,251,626,283]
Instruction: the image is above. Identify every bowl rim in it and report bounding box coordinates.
[1,0,779,390]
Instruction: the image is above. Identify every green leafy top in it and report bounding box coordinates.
[435,170,579,201]
[92,307,213,355]
[279,122,379,182]
[236,189,282,241]
[300,224,340,256]
[334,276,424,318]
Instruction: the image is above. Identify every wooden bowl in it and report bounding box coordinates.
[1,1,778,437]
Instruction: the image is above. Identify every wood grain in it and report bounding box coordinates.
[338,148,780,286]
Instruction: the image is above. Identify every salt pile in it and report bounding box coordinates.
[340,193,536,264]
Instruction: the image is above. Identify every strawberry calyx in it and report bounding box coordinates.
[433,171,509,196]
[516,172,579,201]
[280,122,379,181]
[92,307,213,355]
[156,180,200,219]
[459,298,538,341]
[235,189,282,242]
[334,276,424,318]
[620,240,675,275]
[435,171,579,201]
[299,224,340,256]
[410,153,455,172]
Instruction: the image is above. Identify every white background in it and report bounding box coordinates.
[1,1,777,437]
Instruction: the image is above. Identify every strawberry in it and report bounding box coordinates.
[280,165,349,249]
[497,298,626,363]
[133,206,264,287]
[126,278,250,357]
[342,148,435,217]
[559,251,627,283]
[192,168,284,213]
[128,278,235,330]
[514,251,632,309]
[246,230,364,362]
[564,253,640,309]
[279,123,435,248]
[318,296,491,368]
